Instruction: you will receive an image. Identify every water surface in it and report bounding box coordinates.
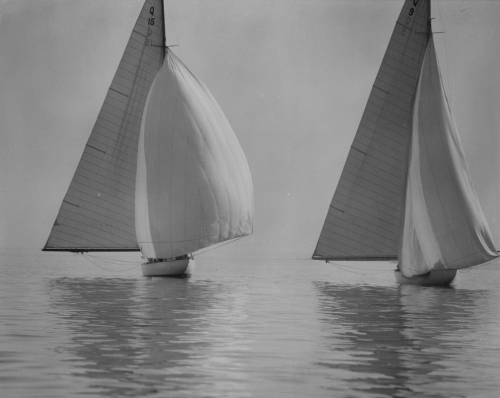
[1,251,499,397]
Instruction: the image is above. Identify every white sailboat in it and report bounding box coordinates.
[43,0,254,277]
[313,0,498,286]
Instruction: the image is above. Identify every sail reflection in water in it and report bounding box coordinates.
[49,277,251,397]
[3,256,500,397]
[314,282,499,397]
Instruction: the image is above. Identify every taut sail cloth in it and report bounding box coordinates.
[313,0,498,275]
[43,0,253,257]
[399,36,498,276]
[135,51,254,259]
[313,0,431,260]
[43,0,166,251]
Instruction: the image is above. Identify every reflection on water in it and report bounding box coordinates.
[315,282,497,398]
[49,277,250,397]
[2,256,500,398]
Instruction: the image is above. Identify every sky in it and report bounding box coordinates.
[1,0,500,260]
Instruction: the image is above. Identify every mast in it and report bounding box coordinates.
[160,0,167,57]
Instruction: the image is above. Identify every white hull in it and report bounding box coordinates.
[394,269,457,286]
[141,258,195,277]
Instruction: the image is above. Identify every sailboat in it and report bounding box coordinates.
[42,0,254,277]
[312,0,498,286]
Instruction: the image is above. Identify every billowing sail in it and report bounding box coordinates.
[400,36,498,276]
[135,51,254,259]
[313,0,431,260]
[44,0,165,251]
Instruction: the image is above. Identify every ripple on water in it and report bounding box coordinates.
[0,257,500,397]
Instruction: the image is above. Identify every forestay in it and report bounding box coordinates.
[135,51,254,259]
[44,0,165,251]
[399,36,498,276]
[313,0,430,260]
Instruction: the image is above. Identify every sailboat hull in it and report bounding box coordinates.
[141,259,195,277]
[394,269,457,286]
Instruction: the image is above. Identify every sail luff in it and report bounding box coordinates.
[313,0,431,261]
[44,0,166,252]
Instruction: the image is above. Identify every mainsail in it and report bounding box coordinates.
[313,0,431,260]
[44,0,166,251]
[135,51,254,259]
[44,0,254,259]
[313,0,498,275]
[399,36,498,276]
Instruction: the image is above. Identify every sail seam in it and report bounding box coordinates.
[336,183,400,209]
[48,224,135,248]
[364,106,409,132]
[360,117,406,141]
[335,189,400,221]
[348,149,403,179]
[99,107,142,129]
[76,160,136,187]
[63,200,80,208]
[69,173,135,203]
[181,86,234,242]
[325,216,398,245]
[329,199,399,230]
[326,200,399,233]
[81,146,137,171]
[317,238,394,257]
[322,220,397,252]
[317,238,373,257]
[99,93,146,116]
[59,199,135,227]
[51,221,137,247]
[109,87,129,98]
[371,87,413,115]
[85,144,106,154]
[56,209,136,236]
[93,122,139,145]
[325,199,399,235]
[342,166,401,194]
[357,124,407,148]
[65,187,134,214]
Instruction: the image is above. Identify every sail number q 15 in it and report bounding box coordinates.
[146,6,155,46]
[148,6,155,25]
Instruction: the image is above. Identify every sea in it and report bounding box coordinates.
[1,250,499,398]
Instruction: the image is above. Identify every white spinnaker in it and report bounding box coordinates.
[136,51,254,259]
[400,36,498,276]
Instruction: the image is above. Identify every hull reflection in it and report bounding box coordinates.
[49,277,249,397]
[314,282,486,397]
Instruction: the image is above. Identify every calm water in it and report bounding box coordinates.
[1,251,499,397]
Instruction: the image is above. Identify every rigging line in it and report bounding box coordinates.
[83,252,141,265]
[328,263,397,271]
[194,236,245,256]
[82,253,142,272]
[163,0,180,52]
[329,261,394,276]
[82,254,142,264]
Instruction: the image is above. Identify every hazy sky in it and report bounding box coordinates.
[1,0,500,259]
